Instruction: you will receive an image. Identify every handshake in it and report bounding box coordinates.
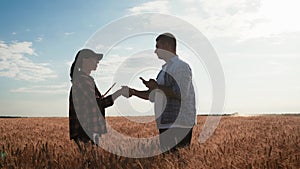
[120,86,134,98]
[118,77,159,98]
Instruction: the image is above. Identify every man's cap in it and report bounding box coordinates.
[78,48,103,60]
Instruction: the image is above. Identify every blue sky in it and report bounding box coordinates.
[1,0,300,117]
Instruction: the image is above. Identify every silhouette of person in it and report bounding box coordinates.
[123,33,196,153]
[69,49,122,151]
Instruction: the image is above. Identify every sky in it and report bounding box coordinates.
[0,0,299,117]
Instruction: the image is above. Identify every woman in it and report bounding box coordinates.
[69,49,122,149]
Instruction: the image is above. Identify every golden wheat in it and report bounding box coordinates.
[0,116,299,168]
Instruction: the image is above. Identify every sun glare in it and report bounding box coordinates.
[259,0,300,33]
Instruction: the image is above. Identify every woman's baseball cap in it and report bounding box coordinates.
[78,48,103,60]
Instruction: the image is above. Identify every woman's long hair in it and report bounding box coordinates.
[70,51,82,81]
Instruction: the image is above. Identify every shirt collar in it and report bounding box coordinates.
[169,55,178,63]
[162,55,178,68]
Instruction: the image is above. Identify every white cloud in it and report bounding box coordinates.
[244,0,300,38]
[64,32,75,36]
[173,0,264,39]
[95,44,105,51]
[0,41,57,81]
[12,32,17,35]
[10,83,69,94]
[110,45,134,51]
[128,0,170,14]
[127,0,300,40]
[36,37,43,42]
[10,41,37,56]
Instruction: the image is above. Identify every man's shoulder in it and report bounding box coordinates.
[173,57,191,70]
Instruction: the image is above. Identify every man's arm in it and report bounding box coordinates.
[130,88,151,100]
[121,86,150,100]
[140,77,180,99]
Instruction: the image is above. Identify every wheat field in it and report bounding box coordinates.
[0,115,299,168]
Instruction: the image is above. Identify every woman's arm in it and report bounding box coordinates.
[111,89,122,101]
[97,88,122,109]
[97,96,114,109]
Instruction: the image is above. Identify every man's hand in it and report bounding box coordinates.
[140,77,158,90]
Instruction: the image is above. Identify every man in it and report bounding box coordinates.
[124,33,196,153]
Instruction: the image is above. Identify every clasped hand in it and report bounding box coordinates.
[120,86,132,98]
[120,77,158,98]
